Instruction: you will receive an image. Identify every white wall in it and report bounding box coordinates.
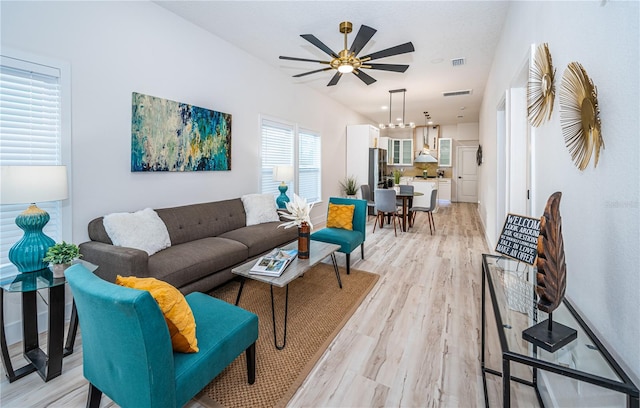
[0,1,369,343]
[479,0,640,397]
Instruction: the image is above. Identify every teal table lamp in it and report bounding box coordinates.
[272,165,294,209]
[0,166,68,273]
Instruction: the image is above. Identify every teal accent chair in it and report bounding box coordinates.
[65,263,258,408]
[311,197,367,275]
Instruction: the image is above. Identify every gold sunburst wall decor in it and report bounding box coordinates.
[528,43,556,127]
[559,62,603,171]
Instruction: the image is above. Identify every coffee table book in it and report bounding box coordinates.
[249,248,298,277]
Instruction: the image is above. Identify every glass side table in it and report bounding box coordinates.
[0,266,80,382]
[481,254,639,407]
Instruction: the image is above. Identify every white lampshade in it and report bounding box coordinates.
[0,165,68,204]
[272,165,294,183]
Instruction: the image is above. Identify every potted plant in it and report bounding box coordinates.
[339,175,358,198]
[43,241,82,278]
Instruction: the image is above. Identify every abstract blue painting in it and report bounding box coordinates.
[131,92,231,171]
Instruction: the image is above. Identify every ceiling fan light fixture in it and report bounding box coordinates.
[338,63,354,74]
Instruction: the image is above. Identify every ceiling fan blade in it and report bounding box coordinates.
[300,34,339,58]
[349,25,377,56]
[280,56,329,64]
[327,72,342,86]
[364,63,410,73]
[353,69,377,85]
[360,42,415,61]
[293,67,334,78]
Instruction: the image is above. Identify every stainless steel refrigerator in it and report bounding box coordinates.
[368,148,388,198]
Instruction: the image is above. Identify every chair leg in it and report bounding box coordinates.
[392,213,397,237]
[373,211,379,233]
[87,383,102,408]
[360,243,364,260]
[346,253,351,275]
[246,342,256,384]
[428,211,435,235]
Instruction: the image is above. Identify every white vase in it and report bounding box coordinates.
[51,263,71,279]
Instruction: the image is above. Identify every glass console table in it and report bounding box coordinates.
[0,267,80,382]
[481,254,639,407]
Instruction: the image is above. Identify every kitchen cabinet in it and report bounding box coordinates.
[388,138,413,165]
[378,136,388,151]
[438,178,451,202]
[438,138,452,167]
[346,125,380,196]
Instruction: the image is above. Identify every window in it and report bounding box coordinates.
[0,53,69,279]
[260,117,321,203]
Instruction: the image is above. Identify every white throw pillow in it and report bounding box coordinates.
[241,194,280,226]
[103,208,171,256]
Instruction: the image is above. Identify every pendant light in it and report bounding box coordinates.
[379,89,415,129]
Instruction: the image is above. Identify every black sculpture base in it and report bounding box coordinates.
[523,318,577,353]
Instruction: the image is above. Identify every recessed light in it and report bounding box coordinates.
[460,106,466,110]
[431,58,444,64]
[427,121,433,125]
[381,105,388,110]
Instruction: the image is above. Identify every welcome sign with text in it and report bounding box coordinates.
[496,214,541,265]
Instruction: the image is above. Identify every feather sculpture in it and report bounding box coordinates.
[535,192,567,313]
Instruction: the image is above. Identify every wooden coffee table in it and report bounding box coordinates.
[232,240,342,349]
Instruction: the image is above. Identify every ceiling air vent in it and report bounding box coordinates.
[451,57,465,66]
[443,89,473,97]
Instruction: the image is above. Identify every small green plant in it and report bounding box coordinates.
[43,241,82,265]
[339,175,359,196]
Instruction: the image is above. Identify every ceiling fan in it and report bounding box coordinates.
[279,21,415,87]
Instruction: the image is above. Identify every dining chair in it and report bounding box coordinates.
[359,184,376,221]
[65,263,258,408]
[373,188,402,237]
[396,184,415,216]
[410,188,438,235]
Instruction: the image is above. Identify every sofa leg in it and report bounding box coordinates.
[246,342,256,384]
[87,383,102,408]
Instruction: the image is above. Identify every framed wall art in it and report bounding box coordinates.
[131,92,232,171]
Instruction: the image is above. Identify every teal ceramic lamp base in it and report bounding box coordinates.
[8,204,55,273]
[276,183,290,209]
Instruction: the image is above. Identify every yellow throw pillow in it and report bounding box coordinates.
[116,275,198,353]
[326,203,355,230]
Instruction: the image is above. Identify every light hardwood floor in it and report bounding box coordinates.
[0,202,537,407]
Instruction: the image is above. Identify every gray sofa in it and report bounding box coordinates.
[79,198,297,294]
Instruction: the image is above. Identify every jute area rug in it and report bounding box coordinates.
[195,262,379,408]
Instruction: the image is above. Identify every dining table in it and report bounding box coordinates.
[395,190,424,232]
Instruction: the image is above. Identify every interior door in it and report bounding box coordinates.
[456,145,478,203]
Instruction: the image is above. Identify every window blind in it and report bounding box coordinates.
[0,57,63,278]
[260,118,322,204]
[261,119,294,196]
[298,129,321,203]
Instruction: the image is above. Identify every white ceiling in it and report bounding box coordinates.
[154,1,510,127]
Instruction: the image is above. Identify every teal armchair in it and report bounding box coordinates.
[65,263,258,408]
[311,197,367,275]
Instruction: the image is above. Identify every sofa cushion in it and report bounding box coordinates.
[241,194,280,226]
[219,221,297,257]
[103,208,171,255]
[115,275,198,353]
[326,203,355,231]
[149,237,248,289]
[156,199,247,245]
